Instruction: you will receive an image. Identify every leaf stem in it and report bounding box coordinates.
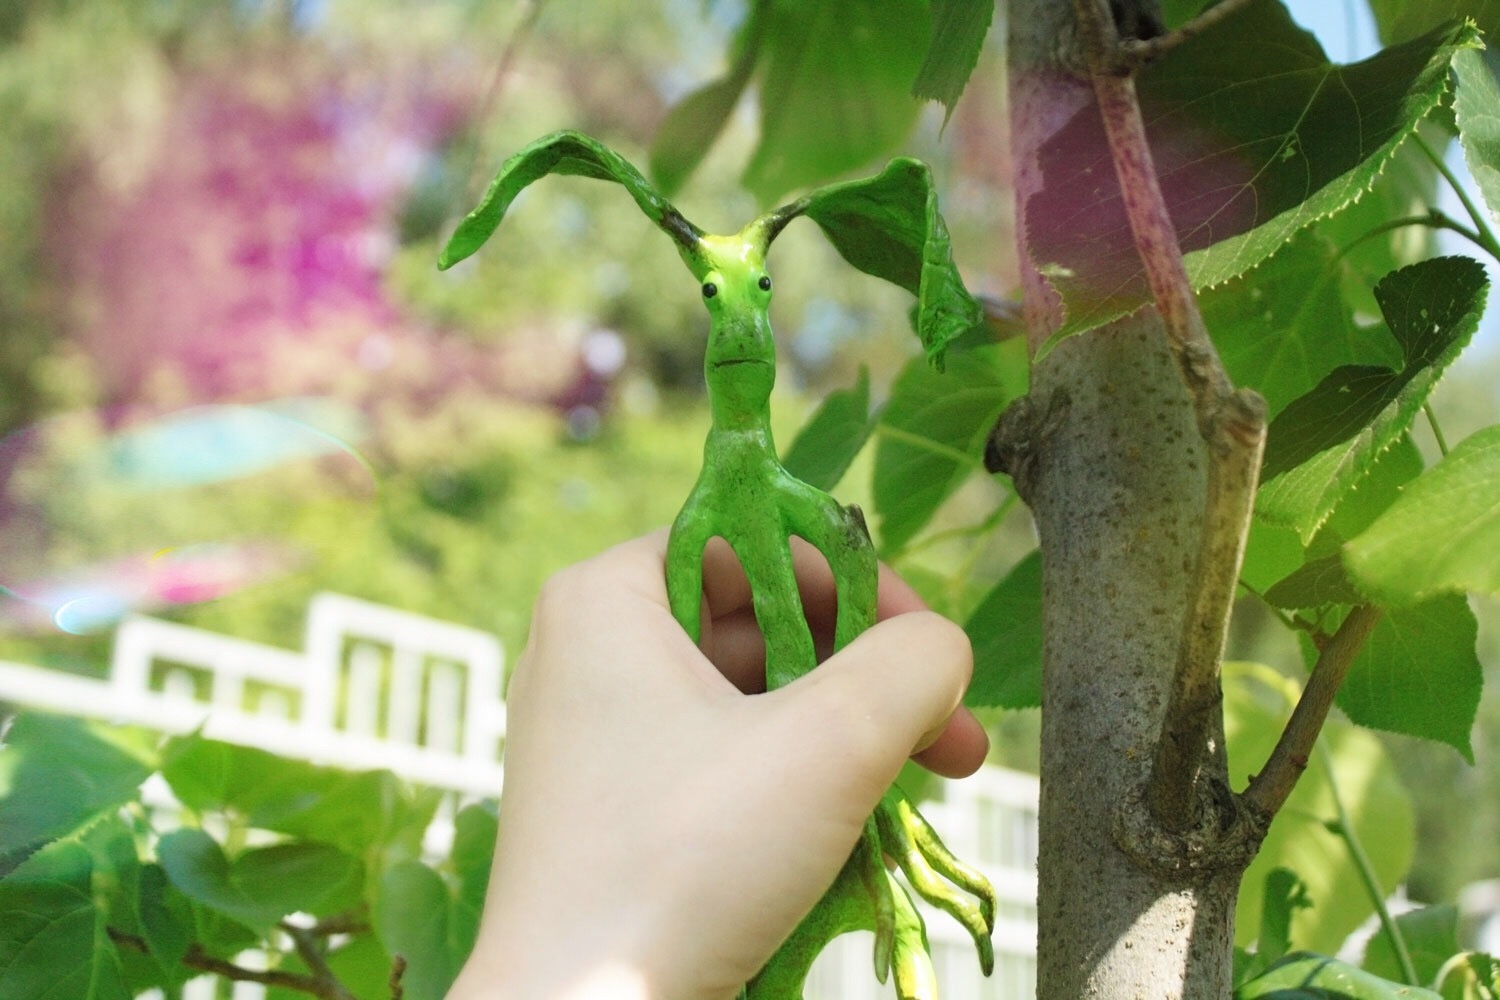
[1113,0,1256,70]
[1236,577,1300,634]
[872,423,991,474]
[1242,605,1381,819]
[1338,210,1490,261]
[1320,739,1421,987]
[1423,402,1451,457]
[1413,132,1500,263]
[900,495,1015,560]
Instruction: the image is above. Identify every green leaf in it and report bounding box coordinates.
[1313,436,1425,560]
[1363,904,1461,988]
[0,840,130,1000]
[1264,554,1365,609]
[781,367,875,491]
[0,714,153,861]
[1204,230,1396,418]
[962,549,1043,709]
[1337,596,1481,761]
[791,156,984,365]
[1453,46,1500,225]
[1257,256,1488,541]
[743,0,929,205]
[1228,667,1414,956]
[1239,951,1442,999]
[374,860,469,1000]
[158,830,363,935]
[136,864,194,989]
[1259,868,1312,968]
[161,734,440,857]
[910,0,993,124]
[438,130,697,271]
[1345,425,1500,604]
[1028,0,1478,339]
[450,803,497,939]
[1367,2,1500,47]
[873,341,1025,552]
[648,8,763,197]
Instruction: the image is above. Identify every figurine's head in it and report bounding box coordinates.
[687,230,779,423]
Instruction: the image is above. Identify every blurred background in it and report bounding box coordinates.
[0,0,1495,908]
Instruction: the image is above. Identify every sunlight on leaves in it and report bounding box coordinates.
[744,0,929,205]
[910,0,993,124]
[1453,47,1500,224]
[1338,596,1481,762]
[1257,257,1488,542]
[1345,425,1500,604]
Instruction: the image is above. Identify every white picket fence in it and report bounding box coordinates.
[0,595,1039,999]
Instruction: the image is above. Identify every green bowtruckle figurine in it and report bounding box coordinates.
[440,131,994,999]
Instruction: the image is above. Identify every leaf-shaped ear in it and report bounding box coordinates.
[438,130,705,271]
[755,158,982,369]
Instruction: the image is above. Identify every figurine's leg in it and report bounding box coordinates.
[666,498,715,644]
[745,834,876,1000]
[732,527,817,691]
[781,485,878,652]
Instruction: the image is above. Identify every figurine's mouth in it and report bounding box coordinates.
[711,359,770,369]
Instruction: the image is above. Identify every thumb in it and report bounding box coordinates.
[781,610,974,796]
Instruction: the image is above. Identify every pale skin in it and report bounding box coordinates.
[445,531,986,1000]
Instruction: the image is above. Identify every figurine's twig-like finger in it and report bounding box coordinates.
[877,799,995,976]
[886,870,938,1000]
[854,818,895,983]
[886,788,998,930]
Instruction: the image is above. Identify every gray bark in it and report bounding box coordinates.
[1002,2,1247,996]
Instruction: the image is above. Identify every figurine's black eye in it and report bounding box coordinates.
[758,275,772,291]
[702,282,718,298]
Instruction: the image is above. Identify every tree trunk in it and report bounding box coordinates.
[1003,2,1243,996]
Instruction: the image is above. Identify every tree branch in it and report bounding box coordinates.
[1071,0,1267,832]
[390,954,408,1000]
[1115,0,1257,71]
[281,921,360,1000]
[1242,605,1383,818]
[110,925,361,1000]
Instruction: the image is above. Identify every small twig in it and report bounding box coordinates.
[109,928,341,998]
[1413,132,1500,263]
[1424,402,1451,457]
[298,909,372,938]
[390,954,408,1000]
[459,0,547,204]
[281,921,360,1000]
[1114,0,1257,71]
[1242,605,1383,819]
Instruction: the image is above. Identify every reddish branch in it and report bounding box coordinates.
[1070,0,1277,833]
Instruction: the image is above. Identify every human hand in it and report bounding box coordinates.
[446,531,983,1000]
